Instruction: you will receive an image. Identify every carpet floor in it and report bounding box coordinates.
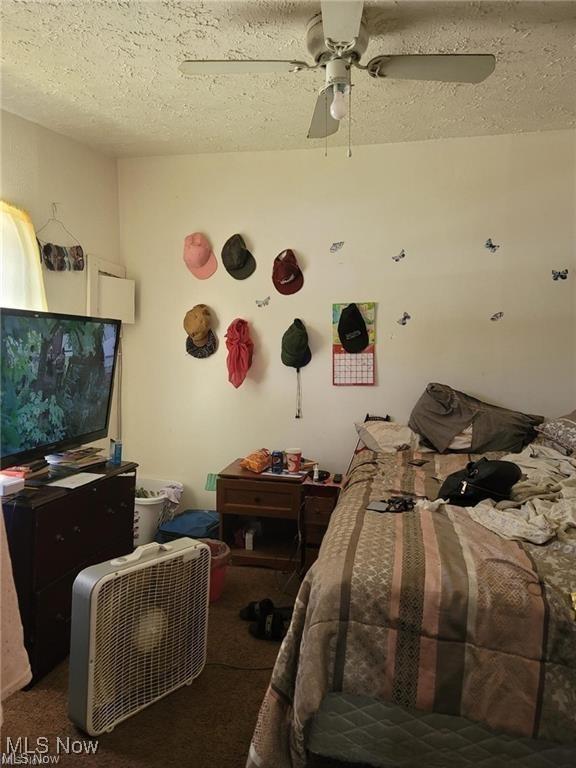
[2,566,297,768]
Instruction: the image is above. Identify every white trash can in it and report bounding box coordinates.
[134,477,183,546]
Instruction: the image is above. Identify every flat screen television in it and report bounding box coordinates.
[0,308,121,469]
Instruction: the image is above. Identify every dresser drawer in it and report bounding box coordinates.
[218,479,301,519]
[32,570,76,676]
[83,479,134,541]
[35,493,92,586]
[35,486,90,535]
[34,478,135,588]
[32,536,134,677]
[304,495,336,527]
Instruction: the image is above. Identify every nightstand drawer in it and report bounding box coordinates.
[303,548,320,571]
[218,478,301,519]
[304,525,325,545]
[304,495,336,526]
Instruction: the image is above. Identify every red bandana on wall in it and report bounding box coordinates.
[225,318,253,388]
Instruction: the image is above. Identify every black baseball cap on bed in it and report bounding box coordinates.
[338,303,369,353]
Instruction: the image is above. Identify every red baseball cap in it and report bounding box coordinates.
[272,249,304,295]
[183,233,218,279]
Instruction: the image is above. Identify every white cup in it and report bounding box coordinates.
[285,450,302,472]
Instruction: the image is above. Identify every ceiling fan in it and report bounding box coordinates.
[179,1,495,142]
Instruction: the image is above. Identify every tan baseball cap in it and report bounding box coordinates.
[183,304,212,346]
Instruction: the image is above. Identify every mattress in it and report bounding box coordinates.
[308,693,576,768]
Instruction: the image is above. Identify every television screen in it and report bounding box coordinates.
[0,308,121,468]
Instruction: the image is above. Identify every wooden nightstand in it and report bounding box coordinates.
[216,460,342,572]
[217,459,304,570]
[300,480,341,573]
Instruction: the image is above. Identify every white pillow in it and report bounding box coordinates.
[355,421,418,453]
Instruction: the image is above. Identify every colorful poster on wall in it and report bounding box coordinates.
[332,302,376,386]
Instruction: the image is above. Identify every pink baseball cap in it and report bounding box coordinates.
[183,233,218,279]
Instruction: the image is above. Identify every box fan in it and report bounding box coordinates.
[69,538,210,735]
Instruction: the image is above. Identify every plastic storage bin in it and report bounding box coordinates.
[155,510,219,544]
[134,477,183,546]
[198,539,230,603]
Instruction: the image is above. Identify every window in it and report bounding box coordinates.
[0,201,47,310]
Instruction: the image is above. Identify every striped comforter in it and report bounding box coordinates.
[247,448,576,768]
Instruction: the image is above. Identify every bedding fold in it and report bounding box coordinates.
[463,445,576,543]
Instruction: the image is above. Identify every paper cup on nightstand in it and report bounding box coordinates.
[286,450,302,472]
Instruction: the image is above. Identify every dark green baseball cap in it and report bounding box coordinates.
[221,234,256,280]
[281,319,312,369]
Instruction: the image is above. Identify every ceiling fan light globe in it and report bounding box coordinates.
[330,89,348,120]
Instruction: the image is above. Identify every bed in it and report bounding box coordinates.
[247,439,576,768]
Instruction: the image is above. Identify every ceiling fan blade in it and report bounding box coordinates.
[320,1,364,43]
[367,54,496,84]
[179,60,310,75]
[307,88,340,139]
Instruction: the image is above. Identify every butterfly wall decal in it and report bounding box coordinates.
[397,312,411,326]
[552,269,568,281]
[485,238,500,253]
[330,241,344,253]
[392,249,406,263]
[255,296,270,308]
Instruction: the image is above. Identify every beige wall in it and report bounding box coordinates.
[1,110,121,314]
[1,109,124,447]
[118,129,575,509]
[6,112,572,510]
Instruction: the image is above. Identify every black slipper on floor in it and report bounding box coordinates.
[239,598,275,621]
[249,609,292,641]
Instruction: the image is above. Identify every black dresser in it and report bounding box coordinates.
[2,461,137,685]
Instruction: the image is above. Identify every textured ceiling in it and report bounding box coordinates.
[1,1,575,157]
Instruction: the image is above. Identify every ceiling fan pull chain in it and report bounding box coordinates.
[325,91,328,157]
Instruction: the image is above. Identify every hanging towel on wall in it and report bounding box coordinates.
[225,318,254,388]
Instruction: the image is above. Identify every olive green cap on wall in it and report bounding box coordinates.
[221,233,256,280]
[281,318,312,369]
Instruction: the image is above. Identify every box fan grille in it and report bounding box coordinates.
[89,547,209,733]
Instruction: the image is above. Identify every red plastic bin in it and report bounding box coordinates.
[198,539,231,602]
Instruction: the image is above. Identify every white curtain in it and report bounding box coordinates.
[1,512,32,720]
[0,200,47,310]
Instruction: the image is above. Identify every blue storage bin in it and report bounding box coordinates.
[155,509,219,543]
